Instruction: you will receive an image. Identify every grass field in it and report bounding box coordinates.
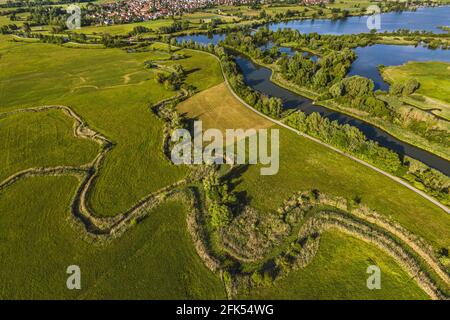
[382,61,450,120]
[0,109,99,182]
[0,175,226,299]
[0,36,222,217]
[241,231,428,300]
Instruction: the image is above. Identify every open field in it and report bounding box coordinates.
[0,175,226,299]
[177,82,272,132]
[0,36,221,217]
[241,231,428,299]
[382,61,450,120]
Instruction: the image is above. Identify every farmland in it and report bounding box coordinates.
[0,37,222,217]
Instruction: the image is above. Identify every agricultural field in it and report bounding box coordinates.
[177,82,272,132]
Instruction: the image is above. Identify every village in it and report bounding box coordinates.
[88,0,329,25]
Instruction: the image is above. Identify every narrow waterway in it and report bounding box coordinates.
[234,55,450,176]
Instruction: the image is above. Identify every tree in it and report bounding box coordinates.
[389,82,404,96]
[329,81,344,98]
[172,64,185,76]
[403,79,420,95]
[23,22,31,33]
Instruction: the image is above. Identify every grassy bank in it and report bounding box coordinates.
[381,61,450,121]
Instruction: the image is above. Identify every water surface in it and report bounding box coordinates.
[267,6,450,35]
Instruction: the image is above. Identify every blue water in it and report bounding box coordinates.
[267,6,450,35]
[175,33,225,45]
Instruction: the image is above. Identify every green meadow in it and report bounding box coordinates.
[0,175,226,299]
[242,231,428,300]
[0,36,222,217]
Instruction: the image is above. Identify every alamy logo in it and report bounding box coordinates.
[66,5,81,30]
[366,5,381,31]
[66,265,81,290]
[171,121,279,175]
[366,265,381,290]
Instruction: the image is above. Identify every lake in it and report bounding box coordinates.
[267,6,450,35]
